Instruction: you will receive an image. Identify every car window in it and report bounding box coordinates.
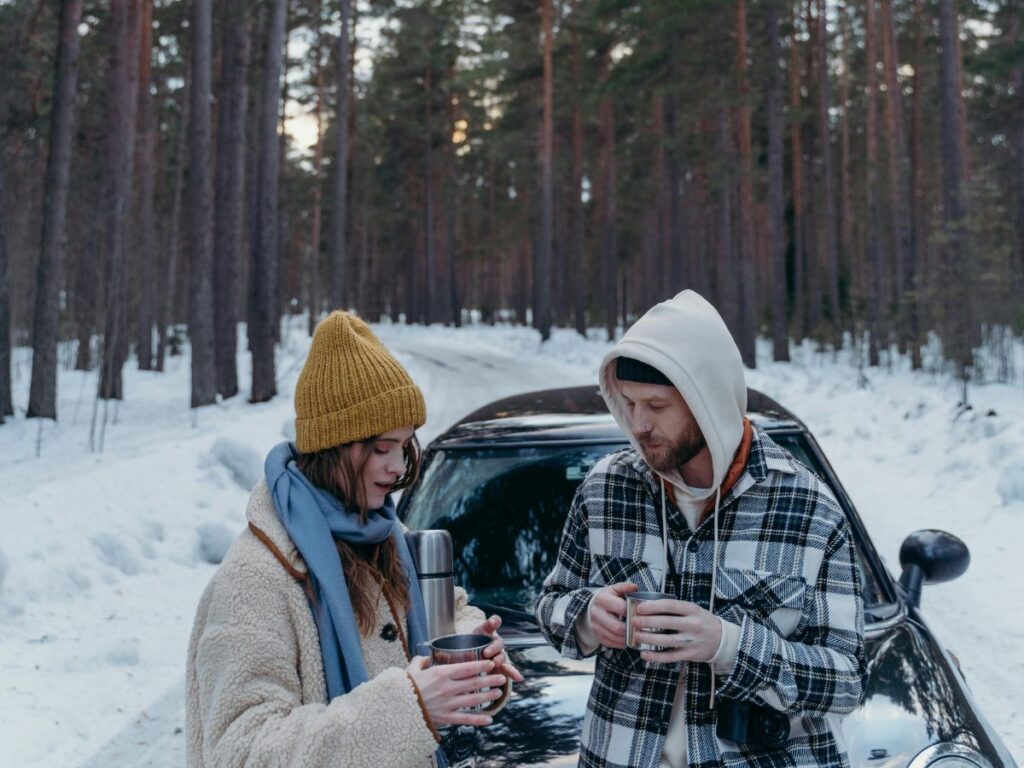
[402,445,620,609]
[401,441,885,613]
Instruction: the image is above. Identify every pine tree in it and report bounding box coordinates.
[0,146,12,420]
[188,0,216,408]
[765,0,789,361]
[250,0,287,403]
[213,0,250,398]
[26,0,83,419]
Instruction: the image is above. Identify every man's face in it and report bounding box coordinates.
[620,380,706,474]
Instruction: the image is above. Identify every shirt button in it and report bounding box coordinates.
[687,540,699,553]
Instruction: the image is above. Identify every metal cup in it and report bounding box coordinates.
[430,633,492,665]
[429,633,505,713]
[625,591,674,651]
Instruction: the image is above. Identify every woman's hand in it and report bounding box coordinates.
[406,657,508,727]
[471,614,525,683]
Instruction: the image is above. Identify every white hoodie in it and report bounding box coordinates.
[590,290,746,768]
[599,289,746,497]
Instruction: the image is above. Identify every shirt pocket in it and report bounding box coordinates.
[590,555,666,593]
[714,567,806,638]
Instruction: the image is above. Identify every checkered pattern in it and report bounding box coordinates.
[535,425,865,768]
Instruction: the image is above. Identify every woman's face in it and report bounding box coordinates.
[358,425,416,510]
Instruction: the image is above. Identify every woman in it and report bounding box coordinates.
[186,311,522,768]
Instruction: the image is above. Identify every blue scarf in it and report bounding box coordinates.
[264,441,431,698]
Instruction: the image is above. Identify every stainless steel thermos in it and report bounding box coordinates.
[406,529,456,640]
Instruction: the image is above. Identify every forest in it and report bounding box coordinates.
[0,0,1021,418]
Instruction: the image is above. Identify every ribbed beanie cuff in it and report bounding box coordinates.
[295,384,426,454]
[615,356,672,386]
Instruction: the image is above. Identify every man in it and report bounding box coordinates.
[535,291,864,768]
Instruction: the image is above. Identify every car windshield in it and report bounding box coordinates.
[401,439,886,614]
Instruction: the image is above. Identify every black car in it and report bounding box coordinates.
[398,386,1018,768]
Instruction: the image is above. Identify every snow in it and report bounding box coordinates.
[0,315,1021,765]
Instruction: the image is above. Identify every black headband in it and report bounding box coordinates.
[615,356,672,386]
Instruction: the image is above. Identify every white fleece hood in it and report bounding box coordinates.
[599,290,747,497]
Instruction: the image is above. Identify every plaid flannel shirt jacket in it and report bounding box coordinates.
[535,424,865,768]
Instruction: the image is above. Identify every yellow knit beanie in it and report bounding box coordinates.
[294,311,427,454]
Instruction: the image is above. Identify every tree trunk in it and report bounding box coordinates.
[250,0,287,403]
[1009,7,1024,303]
[273,22,290,342]
[99,0,140,401]
[815,0,840,333]
[938,0,973,381]
[535,0,554,340]
[789,7,806,342]
[156,58,190,373]
[423,64,435,324]
[717,105,738,336]
[445,185,460,327]
[517,190,530,325]
[864,0,882,365]
[880,0,916,361]
[803,0,820,337]
[839,1,854,317]
[735,0,757,368]
[908,0,926,369]
[188,0,215,408]
[135,0,156,372]
[330,0,352,310]
[74,202,101,372]
[0,149,12,419]
[245,6,264,342]
[442,66,457,327]
[665,82,685,294]
[570,0,586,336]
[765,0,788,361]
[486,157,498,324]
[650,94,667,311]
[213,0,250,398]
[26,0,83,419]
[598,73,617,341]
[308,0,325,336]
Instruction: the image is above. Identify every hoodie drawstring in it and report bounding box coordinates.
[709,484,721,710]
[659,480,722,710]
[659,480,669,593]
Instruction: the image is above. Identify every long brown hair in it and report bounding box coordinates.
[296,434,421,636]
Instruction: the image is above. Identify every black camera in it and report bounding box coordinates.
[716,699,791,749]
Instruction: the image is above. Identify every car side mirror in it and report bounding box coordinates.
[898,529,970,608]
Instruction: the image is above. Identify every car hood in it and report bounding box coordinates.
[840,616,1013,767]
[468,612,1012,767]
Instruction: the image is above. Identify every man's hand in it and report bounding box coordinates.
[590,582,639,649]
[630,599,722,663]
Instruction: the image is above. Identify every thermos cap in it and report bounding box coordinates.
[407,529,453,576]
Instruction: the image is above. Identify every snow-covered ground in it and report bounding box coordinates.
[0,316,1021,765]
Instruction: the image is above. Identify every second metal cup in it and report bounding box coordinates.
[625,591,673,651]
[429,633,502,712]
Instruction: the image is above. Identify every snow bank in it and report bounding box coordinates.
[93,532,143,576]
[210,437,262,492]
[197,523,237,565]
[998,459,1024,506]
[0,546,18,621]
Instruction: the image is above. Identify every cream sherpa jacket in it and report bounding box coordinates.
[186,479,487,768]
